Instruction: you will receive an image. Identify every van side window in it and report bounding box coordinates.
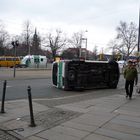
[41,58,43,61]
[34,58,39,63]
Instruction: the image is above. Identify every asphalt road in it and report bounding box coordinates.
[0,68,125,101]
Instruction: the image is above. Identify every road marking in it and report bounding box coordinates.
[7,86,12,88]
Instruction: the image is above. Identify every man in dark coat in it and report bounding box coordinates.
[124,60,138,100]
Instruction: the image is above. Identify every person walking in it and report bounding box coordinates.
[124,60,138,100]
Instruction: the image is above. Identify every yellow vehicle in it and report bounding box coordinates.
[0,56,21,68]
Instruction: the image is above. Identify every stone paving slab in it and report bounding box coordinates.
[50,125,89,138]
[5,100,49,113]
[110,118,140,129]
[56,94,128,114]
[116,114,140,123]
[36,125,88,140]
[87,105,117,113]
[70,113,117,127]
[64,99,100,109]
[0,115,12,123]
[0,100,49,122]
[61,121,97,132]
[56,102,120,113]
[95,128,140,140]
[26,136,47,140]
[87,109,118,116]
[102,121,140,136]
[119,103,140,112]
[56,105,89,113]
[1,119,44,138]
[115,106,140,117]
[83,133,118,140]
[37,129,81,140]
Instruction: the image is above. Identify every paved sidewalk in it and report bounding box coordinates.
[0,91,140,140]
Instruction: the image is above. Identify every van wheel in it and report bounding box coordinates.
[68,70,75,81]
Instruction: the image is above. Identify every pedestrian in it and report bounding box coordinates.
[124,60,138,100]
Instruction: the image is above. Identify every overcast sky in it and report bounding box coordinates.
[0,0,139,53]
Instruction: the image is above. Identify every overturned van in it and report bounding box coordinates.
[52,60,120,90]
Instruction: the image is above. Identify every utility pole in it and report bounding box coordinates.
[81,38,87,59]
[85,38,87,60]
[79,37,82,58]
[79,30,88,59]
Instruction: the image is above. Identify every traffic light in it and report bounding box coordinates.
[15,40,19,46]
[11,41,15,47]
[11,40,19,47]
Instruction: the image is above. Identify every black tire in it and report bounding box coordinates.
[68,70,75,81]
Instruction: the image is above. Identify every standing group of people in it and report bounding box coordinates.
[123,60,138,100]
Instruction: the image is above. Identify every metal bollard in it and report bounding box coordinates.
[1,80,7,113]
[27,86,36,127]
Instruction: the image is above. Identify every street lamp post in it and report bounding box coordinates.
[81,38,87,60]
[85,38,87,60]
[79,38,82,58]
[79,30,88,59]
[11,40,19,78]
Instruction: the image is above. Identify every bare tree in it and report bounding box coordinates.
[114,21,138,58]
[45,29,67,60]
[0,21,10,55]
[92,45,98,60]
[22,20,33,55]
[68,31,84,58]
[107,40,118,60]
